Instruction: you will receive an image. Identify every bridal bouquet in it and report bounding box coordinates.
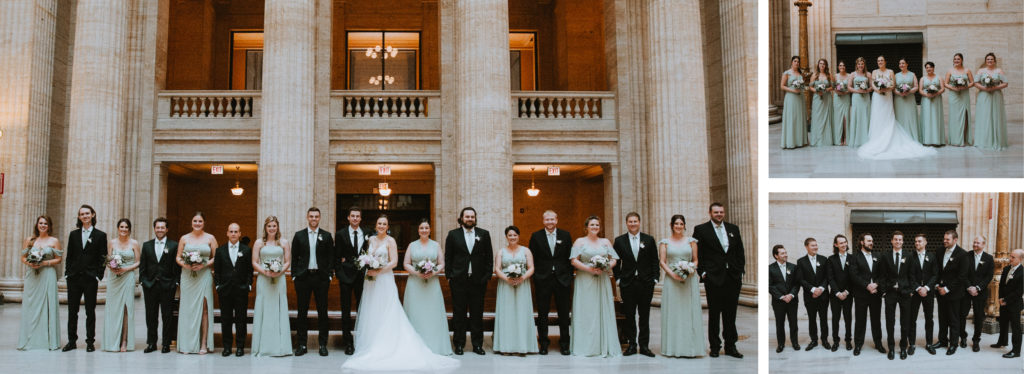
[923,83,940,95]
[181,249,204,277]
[669,260,696,282]
[951,76,969,89]
[789,78,805,92]
[107,253,125,278]
[25,247,45,274]
[357,252,387,280]
[503,263,525,280]
[978,74,1001,88]
[873,77,892,95]
[263,258,284,284]
[589,254,611,272]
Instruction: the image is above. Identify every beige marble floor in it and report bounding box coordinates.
[768,121,1024,178]
[0,300,757,373]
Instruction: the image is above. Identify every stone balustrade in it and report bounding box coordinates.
[332,90,438,118]
[511,91,615,119]
[158,90,261,118]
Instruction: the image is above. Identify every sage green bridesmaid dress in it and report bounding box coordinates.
[919,75,945,145]
[569,242,621,357]
[948,72,972,146]
[177,243,214,353]
[660,238,705,357]
[17,247,62,350]
[780,70,807,149]
[252,244,292,357]
[809,78,833,146]
[832,75,851,144]
[101,245,136,352]
[402,239,453,356]
[974,71,1007,150]
[492,246,538,354]
[848,73,872,147]
[893,71,920,141]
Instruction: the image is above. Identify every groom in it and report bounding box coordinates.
[445,207,494,355]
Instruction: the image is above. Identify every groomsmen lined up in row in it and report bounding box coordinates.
[770,230,1022,360]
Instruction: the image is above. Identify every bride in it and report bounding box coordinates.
[341,215,460,372]
[856,55,937,160]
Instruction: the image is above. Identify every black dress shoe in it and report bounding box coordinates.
[538,346,548,355]
[144,344,157,353]
[294,346,307,356]
[222,348,233,357]
[805,342,817,351]
[724,348,743,358]
[846,341,853,351]
[236,348,245,357]
[161,346,171,353]
[931,342,948,349]
[623,344,637,356]
[473,346,485,355]
[792,344,801,351]
[345,345,355,355]
[887,350,895,360]
[560,347,570,355]
[822,341,832,351]
[453,346,464,355]
[972,343,980,352]
[776,346,784,353]
[639,347,655,357]
[946,346,957,355]
[991,343,1008,348]
[959,340,967,348]
[900,350,907,360]
[876,346,887,354]
[907,346,915,355]
[925,345,936,355]
[319,346,329,356]
[62,342,76,352]
[831,344,839,352]
[86,343,95,352]
[853,347,861,356]
[1003,352,1021,358]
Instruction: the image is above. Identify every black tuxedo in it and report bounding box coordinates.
[333,225,369,343]
[848,250,884,348]
[827,253,853,345]
[960,251,994,345]
[770,262,800,347]
[528,228,573,349]
[444,226,493,349]
[907,249,938,346]
[797,254,829,344]
[291,228,334,347]
[65,226,108,345]
[880,249,912,350]
[612,232,659,348]
[213,242,253,350]
[935,245,969,347]
[995,265,1023,354]
[693,220,745,351]
[140,238,180,347]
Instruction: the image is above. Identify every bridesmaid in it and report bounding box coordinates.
[402,219,453,356]
[808,58,834,146]
[973,52,1009,150]
[659,215,705,358]
[491,226,538,355]
[780,56,808,149]
[102,218,141,352]
[175,212,218,354]
[251,216,292,357]
[18,216,63,351]
[832,60,852,145]
[919,61,946,146]
[569,216,620,357]
[944,53,974,146]
[893,58,920,140]
[848,57,873,147]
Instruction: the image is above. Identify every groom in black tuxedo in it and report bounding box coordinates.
[334,206,368,355]
[213,223,253,356]
[694,202,745,358]
[139,217,180,353]
[612,212,659,357]
[528,210,573,355]
[444,207,493,355]
[63,204,107,352]
[291,207,335,356]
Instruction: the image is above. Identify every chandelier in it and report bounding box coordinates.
[230,166,244,196]
[369,75,395,86]
[526,167,540,197]
[365,45,398,59]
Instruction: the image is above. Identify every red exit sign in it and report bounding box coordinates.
[211,165,224,175]
[547,166,560,176]
[378,166,391,175]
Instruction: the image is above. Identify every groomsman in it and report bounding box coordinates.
[848,233,885,355]
[63,204,108,352]
[139,217,181,353]
[827,235,854,352]
[612,212,659,357]
[770,245,800,352]
[881,231,912,360]
[334,207,368,355]
[960,235,994,352]
[291,207,335,356]
[796,237,829,351]
[445,207,494,355]
[695,202,746,358]
[213,223,253,357]
[991,249,1022,358]
[528,210,573,355]
[907,233,938,355]
[929,230,969,355]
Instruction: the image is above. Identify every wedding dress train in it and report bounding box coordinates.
[857,90,936,160]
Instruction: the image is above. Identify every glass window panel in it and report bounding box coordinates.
[348,31,420,90]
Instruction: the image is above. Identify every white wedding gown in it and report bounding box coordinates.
[857,80,937,160]
[341,241,460,372]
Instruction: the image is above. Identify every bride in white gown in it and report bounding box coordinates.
[341,215,460,372]
[857,56,937,160]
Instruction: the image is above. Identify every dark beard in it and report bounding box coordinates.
[462,222,476,230]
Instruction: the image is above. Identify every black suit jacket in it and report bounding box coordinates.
[65,227,108,281]
[769,262,800,303]
[936,245,969,300]
[965,251,995,292]
[827,252,852,295]
[139,238,181,289]
[291,228,334,280]
[998,265,1024,309]
[693,220,745,287]
[528,228,574,286]
[848,250,885,298]
[444,227,493,285]
[880,249,913,296]
[907,250,938,294]
[797,254,829,299]
[213,242,253,294]
[611,232,660,288]
[333,226,370,284]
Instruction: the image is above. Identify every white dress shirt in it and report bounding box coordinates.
[974,252,983,270]
[546,229,557,256]
[308,228,319,269]
[777,261,787,282]
[228,242,239,266]
[465,228,475,275]
[349,226,362,252]
[630,233,640,259]
[917,249,929,291]
[839,253,847,270]
[81,226,92,249]
[155,238,165,262]
[714,222,729,253]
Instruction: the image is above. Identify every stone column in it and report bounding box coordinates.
[313,0,334,233]
[644,0,709,241]
[769,0,791,122]
[0,0,58,300]
[259,0,316,233]
[961,192,998,253]
[988,192,1011,322]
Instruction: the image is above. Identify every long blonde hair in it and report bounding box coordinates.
[262,215,281,242]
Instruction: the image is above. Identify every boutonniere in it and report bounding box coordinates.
[364,235,370,241]
[924,257,929,262]
[236,251,244,259]
[872,257,877,262]
[728,233,734,238]
[556,239,563,244]
[318,234,323,241]
[640,242,646,249]
[786,269,791,275]
[1009,274,1014,280]
[87,238,92,244]
[900,258,906,264]
[978,261,984,265]
[163,248,169,254]
[474,236,480,242]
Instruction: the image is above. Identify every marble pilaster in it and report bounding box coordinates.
[769,0,791,108]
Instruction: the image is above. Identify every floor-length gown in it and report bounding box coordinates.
[102,245,136,351]
[402,240,453,356]
[857,71,937,160]
[832,76,851,145]
[660,238,706,357]
[848,74,872,147]
[569,242,621,357]
[948,72,972,146]
[177,243,214,353]
[780,70,808,149]
[17,247,62,350]
[492,246,538,354]
[252,245,292,357]
[893,71,920,141]
[809,79,833,146]
[974,72,1008,150]
[919,75,945,145]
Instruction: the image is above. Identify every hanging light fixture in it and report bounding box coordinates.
[526,167,540,197]
[378,182,392,197]
[230,166,244,196]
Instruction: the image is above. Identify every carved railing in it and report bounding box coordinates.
[511,91,615,119]
[158,90,260,118]
[332,90,438,118]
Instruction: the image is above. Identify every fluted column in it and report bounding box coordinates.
[259,0,316,233]
[961,192,999,253]
[0,0,58,300]
[644,0,709,241]
[769,0,791,112]
[988,193,1011,319]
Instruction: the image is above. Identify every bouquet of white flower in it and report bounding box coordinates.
[415,258,437,274]
[923,84,939,95]
[978,74,1001,88]
[589,255,611,272]
[181,249,204,277]
[25,247,45,274]
[813,81,828,93]
[669,260,696,282]
[895,83,912,94]
[834,82,847,93]
[503,263,525,279]
[789,78,805,91]
[107,253,125,278]
[856,80,869,91]
[951,76,969,89]
[357,252,387,280]
[874,76,892,95]
[263,258,284,284]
